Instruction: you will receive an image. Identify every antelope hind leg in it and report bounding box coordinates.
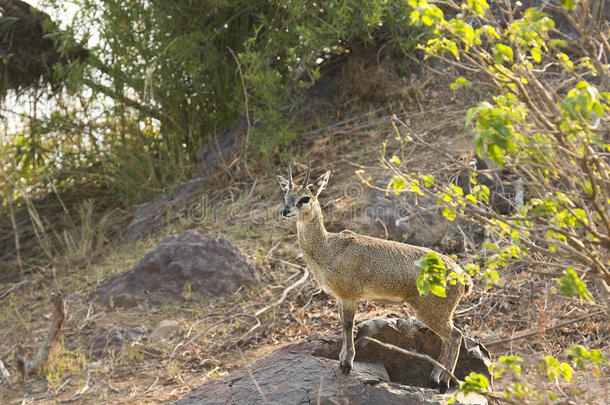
[339,300,357,375]
[439,327,463,393]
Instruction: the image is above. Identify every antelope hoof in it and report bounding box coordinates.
[439,374,450,394]
[430,372,450,394]
[339,359,352,375]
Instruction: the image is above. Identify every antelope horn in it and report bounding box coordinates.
[288,163,294,189]
[302,159,311,188]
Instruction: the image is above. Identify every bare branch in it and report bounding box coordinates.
[16,292,67,379]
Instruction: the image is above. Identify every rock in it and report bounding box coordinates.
[195,116,248,179]
[92,230,256,308]
[455,154,525,216]
[365,192,470,254]
[121,117,248,242]
[150,320,182,342]
[90,326,146,358]
[175,317,490,405]
[346,317,491,386]
[120,179,202,243]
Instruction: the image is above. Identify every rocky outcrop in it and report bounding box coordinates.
[121,117,248,242]
[176,317,490,405]
[92,230,256,308]
[365,191,481,254]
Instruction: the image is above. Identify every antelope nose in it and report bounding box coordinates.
[282,206,291,217]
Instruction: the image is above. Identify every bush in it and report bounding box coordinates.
[380,0,609,305]
[365,1,608,402]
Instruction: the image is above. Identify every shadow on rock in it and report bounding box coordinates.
[175,317,490,405]
[92,230,257,309]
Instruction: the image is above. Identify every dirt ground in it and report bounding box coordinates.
[0,68,608,404]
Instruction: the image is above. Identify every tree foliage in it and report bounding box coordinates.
[383,0,609,304]
[3,0,424,186]
[373,1,609,400]
[0,0,88,96]
[0,0,424,278]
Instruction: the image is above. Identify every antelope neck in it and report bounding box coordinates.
[296,207,327,256]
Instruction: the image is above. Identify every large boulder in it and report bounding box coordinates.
[176,317,490,405]
[365,191,475,255]
[342,317,490,386]
[92,230,256,308]
[121,117,248,242]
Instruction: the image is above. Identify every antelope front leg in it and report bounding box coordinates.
[339,300,357,375]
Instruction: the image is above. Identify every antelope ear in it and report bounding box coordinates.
[313,171,330,197]
[277,175,291,192]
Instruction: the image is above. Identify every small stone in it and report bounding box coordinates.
[150,320,182,342]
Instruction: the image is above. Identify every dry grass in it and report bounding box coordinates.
[0,73,608,404]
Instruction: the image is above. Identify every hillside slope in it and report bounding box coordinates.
[0,58,608,404]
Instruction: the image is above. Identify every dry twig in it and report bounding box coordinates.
[16,292,67,379]
[484,310,606,347]
[255,266,310,316]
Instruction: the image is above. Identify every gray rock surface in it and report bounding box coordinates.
[365,192,471,254]
[122,117,248,242]
[175,317,490,405]
[150,319,182,342]
[90,326,146,358]
[346,317,491,386]
[92,230,256,308]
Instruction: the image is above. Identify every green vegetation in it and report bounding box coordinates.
[393,0,609,300]
[379,0,608,402]
[452,345,607,403]
[1,0,423,279]
[0,0,607,403]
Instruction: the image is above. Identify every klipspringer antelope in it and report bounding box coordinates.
[277,162,471,392]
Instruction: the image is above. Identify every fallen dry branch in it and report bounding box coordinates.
[16,292,67,378]
[484,310,606,347]
[0,279,29,301]
[255,266,310,316]
[357,336,461,386]
[358,337,514,404]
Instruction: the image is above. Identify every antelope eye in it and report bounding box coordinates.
[296,196,310,208]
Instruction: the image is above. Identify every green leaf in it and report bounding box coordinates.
[558,0,576,10]
[449,183,464,196]
[483,269,500,289]
[465,0,489,16]
[442,207,456,221]
[390,176,406,194]
[493,43,513,64]
[530,47,542,63]
[473,184,490,204]
[568,344,608,369]
[556,267,593,302]
[465,106,478,126]
[451,77,472,90]
[544,355,573,382]
[416,252,449,297]
[459,372,490,395]
[486,143,506,166]
[498,355,523,376]
[422,174,435,188]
